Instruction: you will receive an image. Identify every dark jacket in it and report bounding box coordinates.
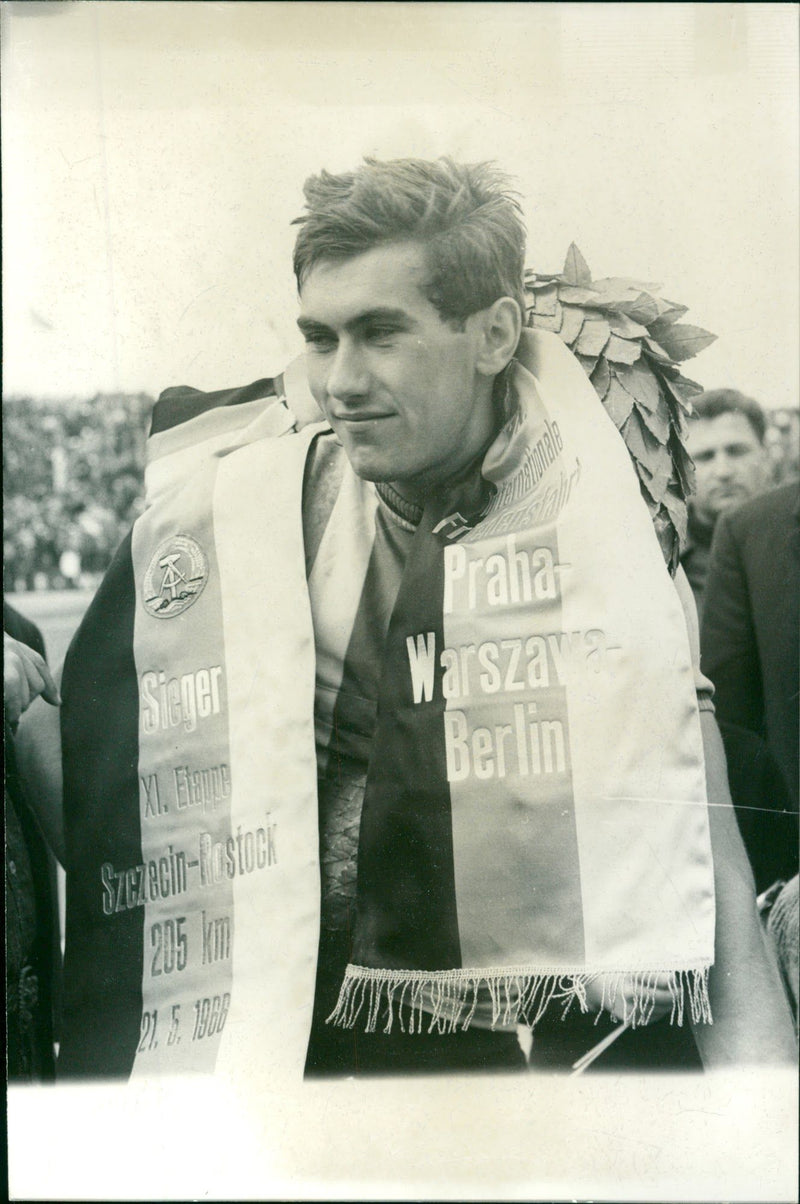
[701,484,799,812]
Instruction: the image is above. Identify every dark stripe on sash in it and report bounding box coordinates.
[325,504,411,763]
[150,377,280,436]
[352,505,462,971]
[58,532,142,1078]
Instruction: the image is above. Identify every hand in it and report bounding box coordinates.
[4,633,61,727]
[584,972,675,1026]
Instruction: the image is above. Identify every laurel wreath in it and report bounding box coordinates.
[525,244,715,571]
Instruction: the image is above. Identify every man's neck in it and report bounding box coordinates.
[385,369,512,514]
[374,480,424,529]
[688,505,717,546]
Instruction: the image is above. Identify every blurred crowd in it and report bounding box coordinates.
[2,391,798,594]
[3,392,153,592]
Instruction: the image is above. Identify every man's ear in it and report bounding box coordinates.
[472,297,522,377]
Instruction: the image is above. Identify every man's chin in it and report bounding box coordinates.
[335,437,402,483]
[344,456,395,484]
[342,454,431,505]
[714,490,749,513]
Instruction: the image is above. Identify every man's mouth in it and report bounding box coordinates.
[332,411,394,424]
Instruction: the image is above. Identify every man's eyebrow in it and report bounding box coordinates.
[297,307,414,335]
[349,307,414,328]
[297,316,334,336]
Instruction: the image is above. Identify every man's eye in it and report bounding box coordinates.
[304,334,336,351]
[365,326,400,343]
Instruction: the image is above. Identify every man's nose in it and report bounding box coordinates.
[326,340,368,402]
[710,450,734,478]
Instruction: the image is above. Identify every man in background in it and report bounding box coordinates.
[702,480,799,1024]
[681,389,770,614]
[702,482,799,824]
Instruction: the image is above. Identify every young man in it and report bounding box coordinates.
[18,158,796,1079]
[681,389,771,613]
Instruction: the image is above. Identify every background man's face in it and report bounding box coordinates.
[298,243,496,502]
[687,411,768,524]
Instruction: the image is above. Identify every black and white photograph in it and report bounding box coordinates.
[3,2,798,1199]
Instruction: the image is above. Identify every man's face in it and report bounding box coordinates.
[297,243,496,502]
[687,411,768,524]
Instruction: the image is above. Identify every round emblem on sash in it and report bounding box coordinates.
[143,534,208,619]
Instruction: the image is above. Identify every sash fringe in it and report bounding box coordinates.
[326,964,712,1034]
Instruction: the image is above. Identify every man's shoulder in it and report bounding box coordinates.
[151,377,282,436]
[150,357,323,438]
[719,482,798,542]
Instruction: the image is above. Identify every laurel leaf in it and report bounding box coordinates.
[651,373,688,437]
[664,479,689,515]
[643,337,673,363]
[575,316,611,358]
[614,362,663,415]
[562,243,593,286]
[589,277,662,305]
[589,355,611,401]
[602,374,636,429]
[664,479,690,535]
[557,284,603,306]
[670,435,697,496]
[658,371,701,417]
[575,352,599,376]
[671,373,703,404]
[559,304,585,346]
[635,398,671,444]
[609,313,650,340]
[615,291,662,325]
[652,498,684,572]
[637,445,674,501]
[650,301,689,327]
[620,408,662,464]
[604,334,642,365]
[646,322,716,362]
[526,275,562,290]
[654,514,680,573]
[533,283,560,316]
[530,299,564,333]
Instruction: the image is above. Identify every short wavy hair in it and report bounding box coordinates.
[292,157,526,326]
[691,388,766,443]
